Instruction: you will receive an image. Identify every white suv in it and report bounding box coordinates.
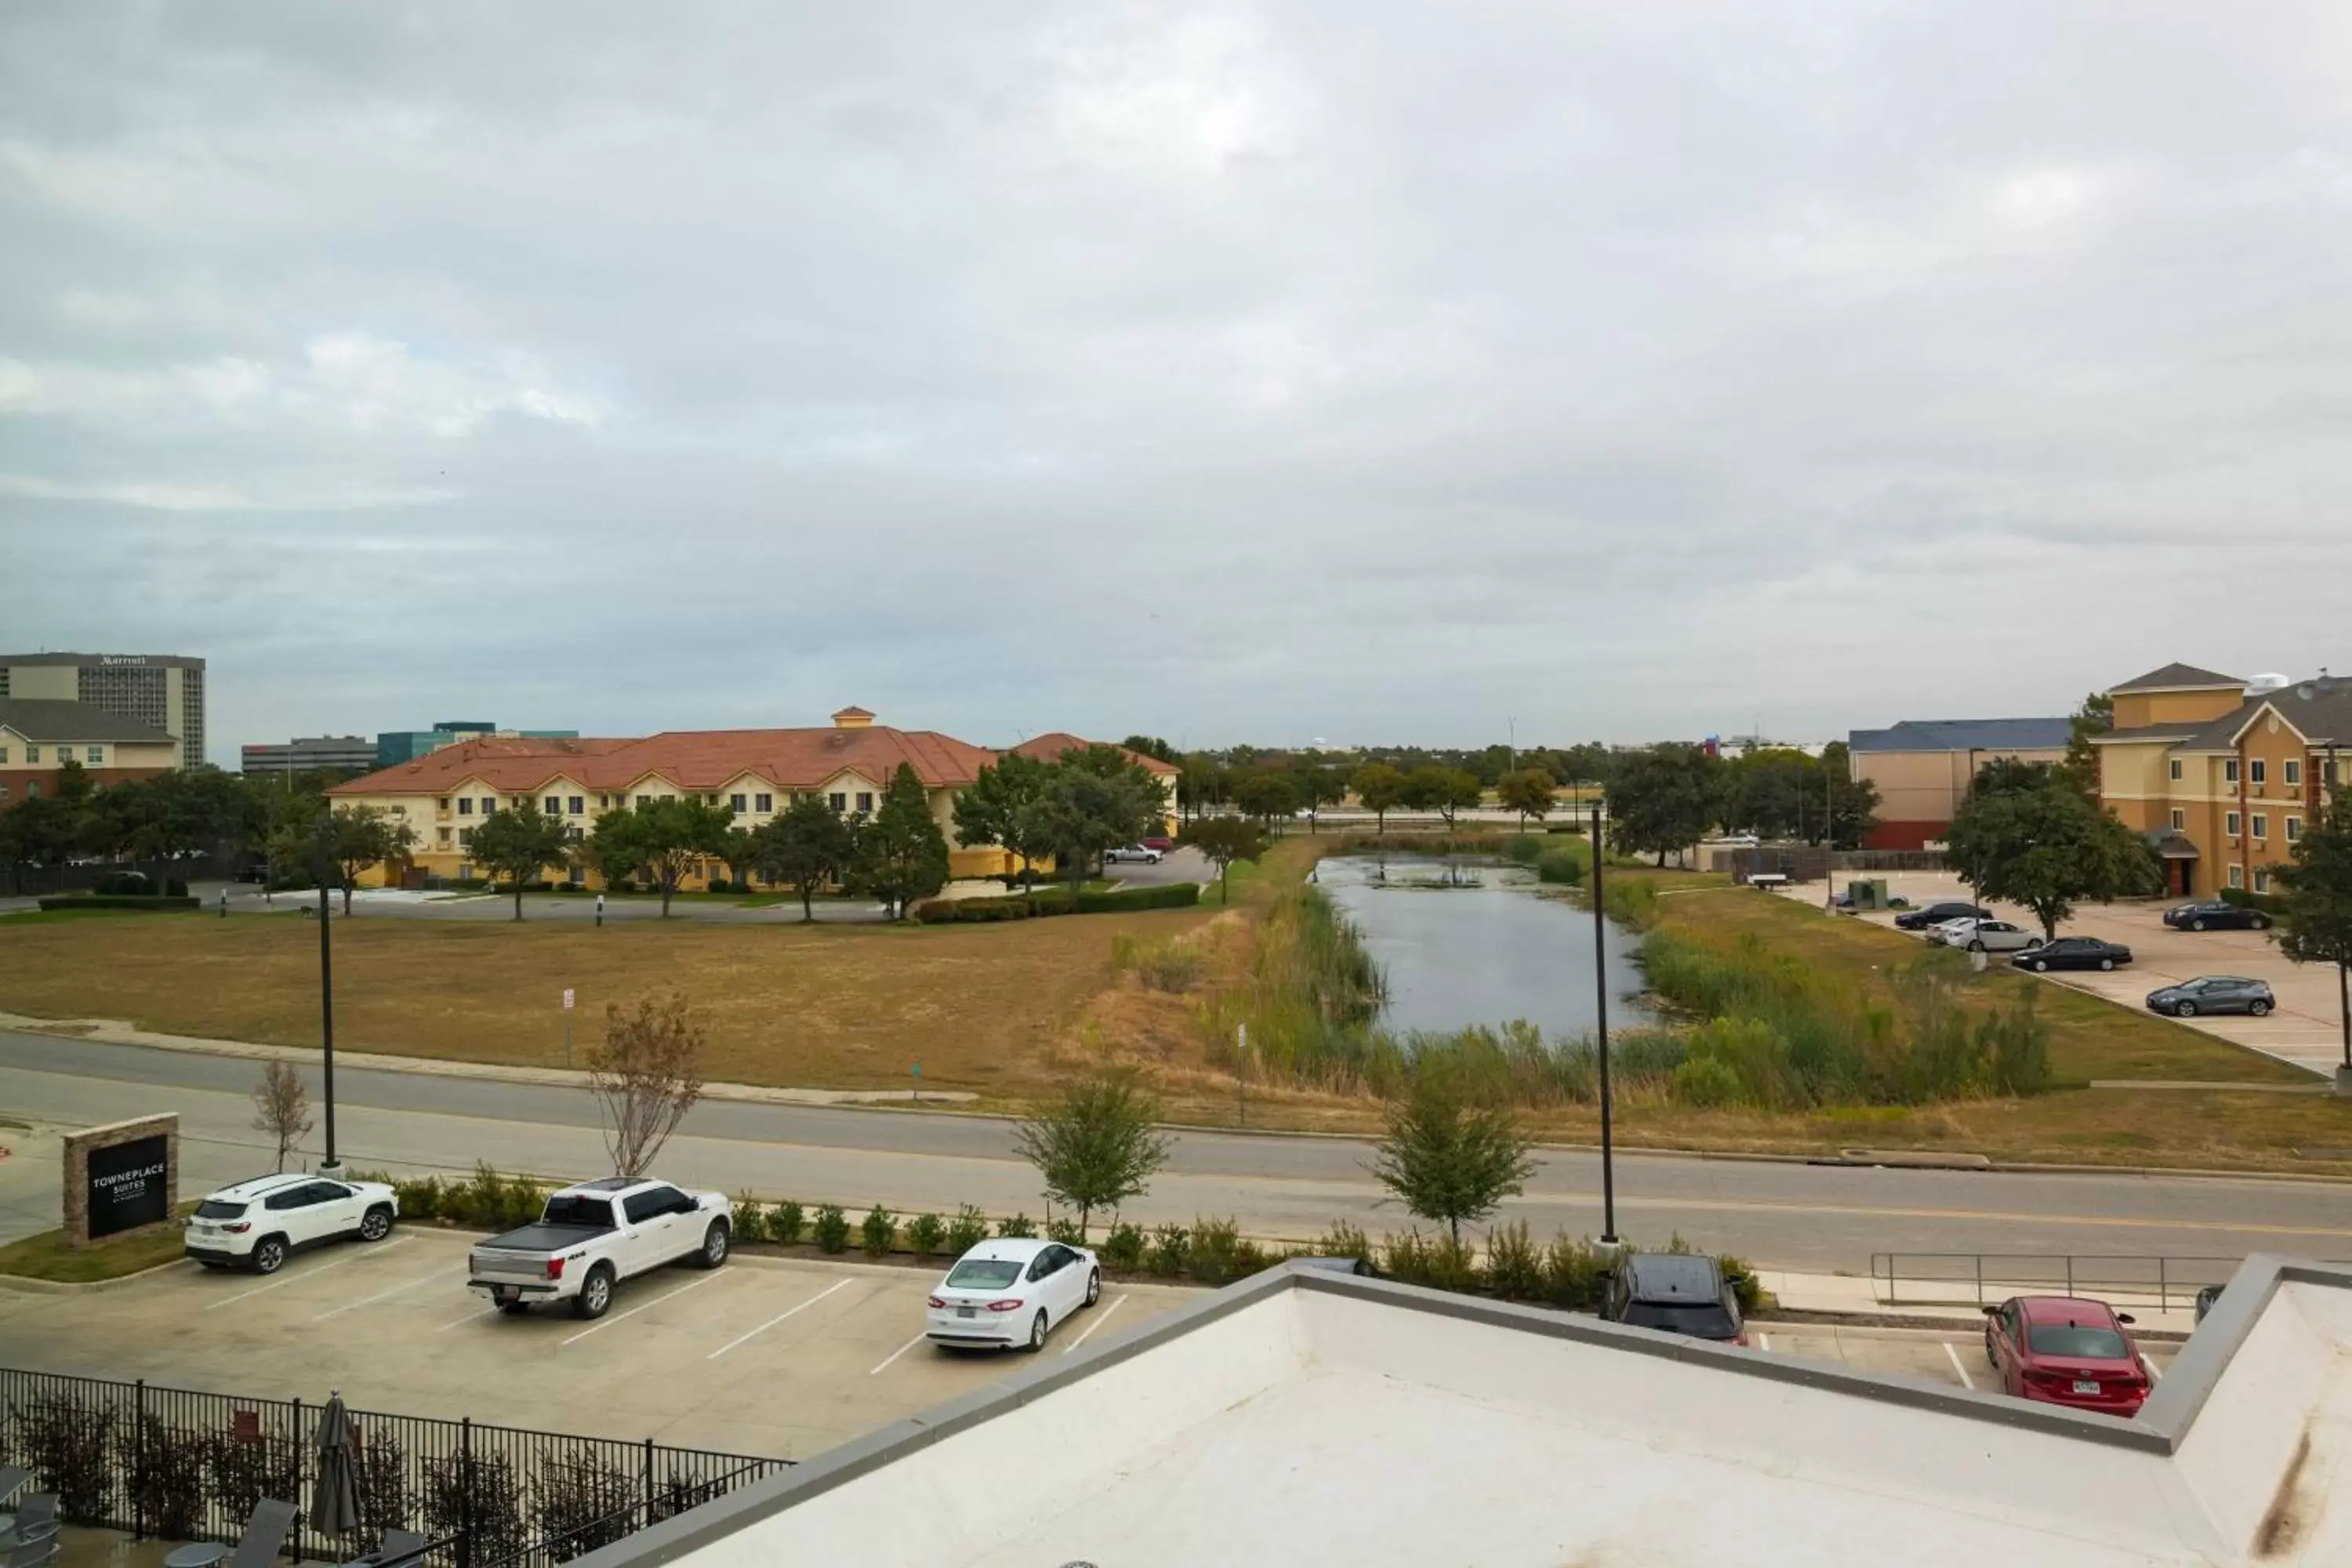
[186,1173,399,1274]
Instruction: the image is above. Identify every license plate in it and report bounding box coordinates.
[194,1225,215,1236]
[495,1287,517,1303]
[2072,1380,2101,1395]
[957,1305,976,1319]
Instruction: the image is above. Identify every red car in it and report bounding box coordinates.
[1141,835,1175,852]
[1982,1295,2151,1417]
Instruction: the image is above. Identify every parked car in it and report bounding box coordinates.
[2144,976,2276,1018]
[924,1238,1101,1352]
[1104,845,1163,864]
[1895,901,1990,931]
[2163,900,2273,933]
[1929,917,2044,954]
[187,1173,398,1275]
[1982,1295,2149,1417]
[467,1178,731,1320]
[1599,1252,1746,1345]
[2012,937,2133,973]
[2195,1284,2224,1323]
[1141,834,1175,852]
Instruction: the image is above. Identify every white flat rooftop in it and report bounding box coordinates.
[584,1257,2352,1568]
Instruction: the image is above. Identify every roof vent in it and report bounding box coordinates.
[2299,684,2318,701]
[831,706,876,730]
[2247,673,2290,694]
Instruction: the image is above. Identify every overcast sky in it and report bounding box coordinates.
[5,4,2350,763]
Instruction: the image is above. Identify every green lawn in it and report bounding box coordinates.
[0,1205,196,1282]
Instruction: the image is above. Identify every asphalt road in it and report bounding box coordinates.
[5,1030,2350,1272]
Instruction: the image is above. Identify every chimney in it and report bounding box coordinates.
[831,706,876,730]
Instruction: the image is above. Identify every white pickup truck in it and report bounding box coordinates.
[466,1178,732,1319]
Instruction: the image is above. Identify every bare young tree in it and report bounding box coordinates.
[588,993,707,1178]
[251,1059,314,1173]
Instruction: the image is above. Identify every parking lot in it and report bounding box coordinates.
[1752,1321,2176,1394]
[1776,871,2343,1079]
[0,1232,1199,1459]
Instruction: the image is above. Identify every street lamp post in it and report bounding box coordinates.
[1590,800,1619,1245]
[312,819,340,1175]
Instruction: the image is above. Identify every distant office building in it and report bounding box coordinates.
[1845,717,2072,849]
[0,652,205,769]
[376,720,577,769]
[241,735,380,779]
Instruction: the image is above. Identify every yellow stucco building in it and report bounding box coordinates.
[2092,663,2348,900]
[325,707,1177,889]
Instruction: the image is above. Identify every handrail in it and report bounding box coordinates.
[1867,1252,2275,1311]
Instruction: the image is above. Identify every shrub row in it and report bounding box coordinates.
[2218,886,2289,919]
[37,894,200,913]
[914,882,1201,923]
[1377,1221,1762,1314]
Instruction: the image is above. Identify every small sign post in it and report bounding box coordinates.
[1237,1022,1248,1127]
[911,1060,922,1104]
[562,988,575,1068]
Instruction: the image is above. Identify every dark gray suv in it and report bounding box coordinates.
[1600,1253,1746,1344]
[2143,976,2276,1018]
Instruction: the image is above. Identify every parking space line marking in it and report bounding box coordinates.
[436,1306,499,1332]
[1755,1331,1770,1352]
[1943,1342,1976,1390]
[2143,1355,2163,1381]
[869,1331,928,1377]
[313,1268,458,1323]
[1062,1294,1128,1356]
[706,1278,854,1361]
[561,1271,725,1346]
[202,1239,409,1312]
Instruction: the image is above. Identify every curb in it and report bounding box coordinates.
[0,1255,198,1294]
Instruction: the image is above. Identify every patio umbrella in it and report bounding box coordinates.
[309,1392,363,1538]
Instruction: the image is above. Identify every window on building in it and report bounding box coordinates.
[2287,817,2303,843]
[2169,809,2185,831]
[2251,760,2267,786]
[25,781,38,798]
[2226,811,2241,836]
[829,792,847,813]
[0,784,9,800]
[755,792,773,812]
[2229,864,2245,889]
[457,797,473,815]
[569,797,584,815]
[856,792,873,813]
[598,793,611,808]
[543,796,560,814]
[2254,869,2272,895]
[86,746,103,764]
[2329,759,2343,786]
[0,746,9,764]
[2285,760,2302,787]
[2225,759,2241,783]
[24,745,38,763]
[730,794,747,814]
[437,827,452,847]
[2252,814,2267,840]
[457,828,472,847]
[482,797,498,814]
[635,794,650,808]
[438,797,451,811]
[2169,758,2183,781]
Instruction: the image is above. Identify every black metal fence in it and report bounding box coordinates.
[0,1368,788,1566]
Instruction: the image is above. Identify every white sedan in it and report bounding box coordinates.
[1929,917,2044,954]
[925,1238,1102,1352]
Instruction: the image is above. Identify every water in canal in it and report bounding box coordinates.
[1316,853,1655,1038]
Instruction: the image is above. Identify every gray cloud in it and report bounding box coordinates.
[5,1,2350,761]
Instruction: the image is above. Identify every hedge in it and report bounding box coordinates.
[913,882,1201,923]
[36,895,201,913]
[2218,887,2289,918]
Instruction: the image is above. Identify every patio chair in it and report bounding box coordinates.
[163,1497,299,1568]
[0,1469,28,1508]
[4,1519,58,1568]
[6,1497,54,1537]
[377,1528,430,1567]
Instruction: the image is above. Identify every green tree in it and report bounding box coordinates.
[1944,773,2162,939]
[1177,753,1225,824]
[1011,1070,1172,1238]
[327,804,418,913]
[1184,815,1269,904]
[953,752,1054,886]
[1606,744,1722,866]
[717,825,758,891]
[1290,763,1347,834]
[1819,742,1879,851]
[1430,767,1485,828]
[1352,761,1406,834]
[2275,794,2352,1076]
[1120,735,1181,766]
[1018,752,1166,888]
[1496,768,1555,829]
[1232,770,1299,829]
[588,797,734,916]
[465,802,577,920]
[2060,691,2114,800]
[849,762,952,919]
[750,793,858,920]
[0,789,83,893]
[1367,1070,1536,1247]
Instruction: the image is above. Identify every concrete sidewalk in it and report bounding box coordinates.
[1758,1269,2200,1334]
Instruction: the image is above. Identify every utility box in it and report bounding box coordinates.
[1843,877,1893,910]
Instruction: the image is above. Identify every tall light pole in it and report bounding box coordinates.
[1590,799,1619,1245]
[311,817,341,1175]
